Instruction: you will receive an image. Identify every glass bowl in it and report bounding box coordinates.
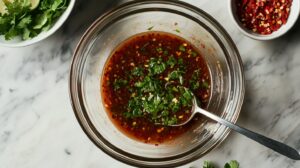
[69,0,245,167]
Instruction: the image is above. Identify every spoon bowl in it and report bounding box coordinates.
[167,95,300,160]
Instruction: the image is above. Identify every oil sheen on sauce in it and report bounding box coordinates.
[101,32,211,144]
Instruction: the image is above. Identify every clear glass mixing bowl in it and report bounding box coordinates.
[69,1,245,167]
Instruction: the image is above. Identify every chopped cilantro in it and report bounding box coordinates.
[178,58,184,65]
[166,116,177,125]
[179,45,186,52]
[191,51,197,57]
[167,56,177,68]
[131,67,144,76]
[175,29,181,33]
[0,0,69,40]
[177,58,186,71]
[224,160,239,168]
[147,26,154,30]
[202,81,209,89]
[113,79,128,90]
[203,161,215,168]
[163,50,169,55]
[156,47,163,53]
[194,160,239,168]
[148,57,166,75]
[168,70,182,80]
[190,69,201,90]
[112,39,210,126]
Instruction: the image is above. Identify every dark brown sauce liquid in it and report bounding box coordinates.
[101,32,211,144]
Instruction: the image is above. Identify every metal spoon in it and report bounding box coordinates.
[171,96,300,160]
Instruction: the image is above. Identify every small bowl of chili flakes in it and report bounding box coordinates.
[229,0,300,40]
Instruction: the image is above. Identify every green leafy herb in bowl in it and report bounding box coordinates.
[190,160,239,168]
[0,0,75,47]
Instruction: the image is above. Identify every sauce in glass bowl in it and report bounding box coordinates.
[101,32,211,144]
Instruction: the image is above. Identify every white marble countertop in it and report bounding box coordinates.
[0,0,299,167]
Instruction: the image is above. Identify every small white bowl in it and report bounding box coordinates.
[229,0,300,40]
[0,0,76,47]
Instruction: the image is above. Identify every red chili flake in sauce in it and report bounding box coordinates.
[236,0,292,35]
[102,32,211,144]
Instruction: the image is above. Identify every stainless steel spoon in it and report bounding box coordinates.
[171,96,300,160]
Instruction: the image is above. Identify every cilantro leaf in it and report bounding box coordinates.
[0,0,69,40]
[203,161,215,168]
[224,160,239,168]
[17,15,32,29]
[149,57,166,75]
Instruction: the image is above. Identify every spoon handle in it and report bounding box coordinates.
[196,107,300,160]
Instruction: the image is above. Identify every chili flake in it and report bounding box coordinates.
[236,0,292,35]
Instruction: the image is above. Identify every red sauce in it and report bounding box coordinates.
[101,32,211,144]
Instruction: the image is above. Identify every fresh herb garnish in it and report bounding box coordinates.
[191,51,197,57]
[156,47,163,53]
[108,35,210,126]
[224,160,239,168]
[203,161,215,168]
[0,0,69,40]
[168,70,184,84]
[113,79,128,90]
[147,26,154,30]
[163,50,169,55]
[197,160,239,168]
[148,57,166,75]
[190,69,201,90]
[179,44,186,52]
[202,81,210,89]
[131,67,144,77]
[166,56,177,68]
[122,56,195,125]
[175,28,181,33]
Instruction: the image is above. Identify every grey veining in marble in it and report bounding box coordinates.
[0,0,299,167]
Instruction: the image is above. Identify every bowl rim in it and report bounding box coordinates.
[0,0,76,47]
[69,0,245,167]
[228,0,300,40]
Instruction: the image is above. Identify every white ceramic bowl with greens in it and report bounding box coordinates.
[0,0,75,47]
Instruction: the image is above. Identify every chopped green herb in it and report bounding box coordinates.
[113,79,128,90]
[175,29,181,33]
[180,88,193,107]
[156,47,163,53]
[167,56,177,68]
[178,58,184,65]
[203,161,215,168]
[179,45,186,52]
[124,63,195,125]
[147,26,154,30]
[202,81,209,89]
[0,0,69,40]
[191,51,197,57]
[192,160,240,168]
[102,32,212,143]
[183,89,193,100]
[149,57,166,75]
[166,116,177,125]
[190,69,201,90]
[132,67,144,77]
[126,97,143,118]
[163,50,169,55]
[168,70,183,81]
[224,160,239,168]
[177,58,186,71]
